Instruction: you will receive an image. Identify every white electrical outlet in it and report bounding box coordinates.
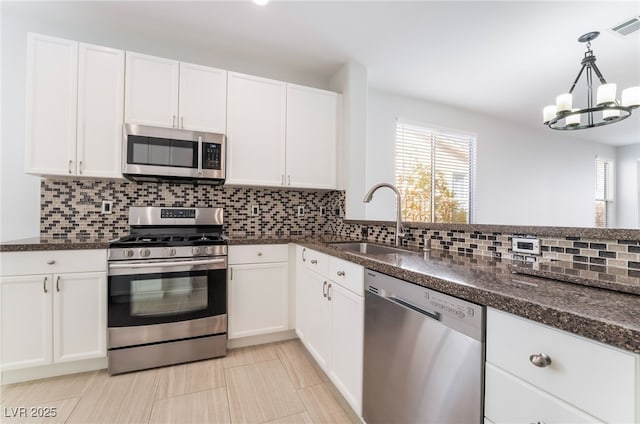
[298,206,305,216]
[251,205,260,216]
[101,200,113,214]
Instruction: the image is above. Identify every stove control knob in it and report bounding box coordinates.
[205,246,216,255]
[167,247,177,257]
[139,248,151,258]
[122,249,134,258]
[192,246,202,256]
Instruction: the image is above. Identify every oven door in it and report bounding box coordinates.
[108,257,226,333]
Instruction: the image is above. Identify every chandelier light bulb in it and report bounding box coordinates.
[621,87,640,108]
[566,109,581,127]
[556,93,572,113]
[603,108,621,121]
[596,83,617,106]
[543,105,557,124]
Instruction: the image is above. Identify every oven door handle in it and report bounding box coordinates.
[109,258,226,270]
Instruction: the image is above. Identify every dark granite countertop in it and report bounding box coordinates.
[4,234,639,353]
[0,236,113,251]
[229,235,640,354]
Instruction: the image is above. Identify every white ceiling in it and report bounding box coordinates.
[4,0,640,146]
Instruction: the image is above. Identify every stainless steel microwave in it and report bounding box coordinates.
[122,123,226,185]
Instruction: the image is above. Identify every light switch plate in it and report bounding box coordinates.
[101,200,113,214]
[298,206,305,216]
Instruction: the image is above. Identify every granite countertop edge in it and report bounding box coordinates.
[227,236,640,354]
[3,235,638,353]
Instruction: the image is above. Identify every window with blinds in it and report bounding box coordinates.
[395,121,474,223]
[595,158,614,228]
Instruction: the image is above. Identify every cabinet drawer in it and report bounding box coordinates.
[228,244,288,265]
[485,363,602,424]
[0,250,107,276]
[300,247,329,276]
[328,256,364,296]
[487,308,638,423]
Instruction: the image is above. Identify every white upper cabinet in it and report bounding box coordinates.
[77,43,124,178]
[25,33,78,176]
[226,74,339,189]
[124,53,227,132]
[124,52,179,128]
[227,72,287,186]
[286,84,338,189]
[25,33,124,178]
[178,62,227,133]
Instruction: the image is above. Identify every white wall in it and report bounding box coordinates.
[364,89,617,227]
[0,3,334,242]
[330,62,367,219]
[616,143,640,229]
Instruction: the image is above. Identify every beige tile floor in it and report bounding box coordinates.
[0,339,361,424]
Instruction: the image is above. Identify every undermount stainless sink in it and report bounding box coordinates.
[329,242,416,256]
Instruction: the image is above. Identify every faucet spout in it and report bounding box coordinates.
[363,183,405,246]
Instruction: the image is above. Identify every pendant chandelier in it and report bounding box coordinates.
[543,31,640,130]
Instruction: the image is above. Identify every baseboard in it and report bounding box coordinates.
[1,357,107,385]
[227,330,297,349]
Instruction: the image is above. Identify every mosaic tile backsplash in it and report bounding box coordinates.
[41,179,342,240]
[41,179,638,283]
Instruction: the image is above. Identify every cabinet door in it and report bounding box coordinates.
[124,51,179,128]
[329,282,364,415]
[25,33,78,176]
[77,43,125,178]
[52,272,106,363]
[0,275,52,370]
[228,263,288,339]
[179,62,227,133]
[301,269,331,370]
[285,84,338,189]
[227,72,286,186]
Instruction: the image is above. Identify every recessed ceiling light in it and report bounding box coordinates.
[253,0,270,5]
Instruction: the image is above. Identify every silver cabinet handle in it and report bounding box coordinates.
[46,260,55,265]
[172,115,176,128]
[529,353,552,368]
[257,251,263,256]
[197,136,203,175]
[281,174,285,185]
[323,281,327,298]
[302,248,306,262]
[43,276,48,293]
[79,161,83,174]
[337,271,345,277]
[288,175,291,186]
[68,160,73,174]
[56,276,60,292]
[181,116,184,129]
[310,259,318,265]
[327,283,332,301]
[230,267,233,280]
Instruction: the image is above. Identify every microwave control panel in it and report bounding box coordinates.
[203,143,222,170]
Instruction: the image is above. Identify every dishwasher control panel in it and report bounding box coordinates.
[365,269,484,341]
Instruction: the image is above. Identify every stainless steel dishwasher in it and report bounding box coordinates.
[363,270,485,424]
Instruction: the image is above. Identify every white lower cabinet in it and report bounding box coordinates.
[294,245,364,416]
[0,250,107,376]
[228,245,289,339]
[485,308,640,424]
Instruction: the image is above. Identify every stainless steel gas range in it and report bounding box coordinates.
[107,207,227,375]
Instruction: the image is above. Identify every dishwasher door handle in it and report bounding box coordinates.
[388,296,441,321]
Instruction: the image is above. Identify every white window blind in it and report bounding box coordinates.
[595,158,614,228]
[395,121,474,223]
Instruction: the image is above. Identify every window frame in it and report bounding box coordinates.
[394,119,476,224]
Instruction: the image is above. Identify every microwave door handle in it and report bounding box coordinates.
[197,136,203,175]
